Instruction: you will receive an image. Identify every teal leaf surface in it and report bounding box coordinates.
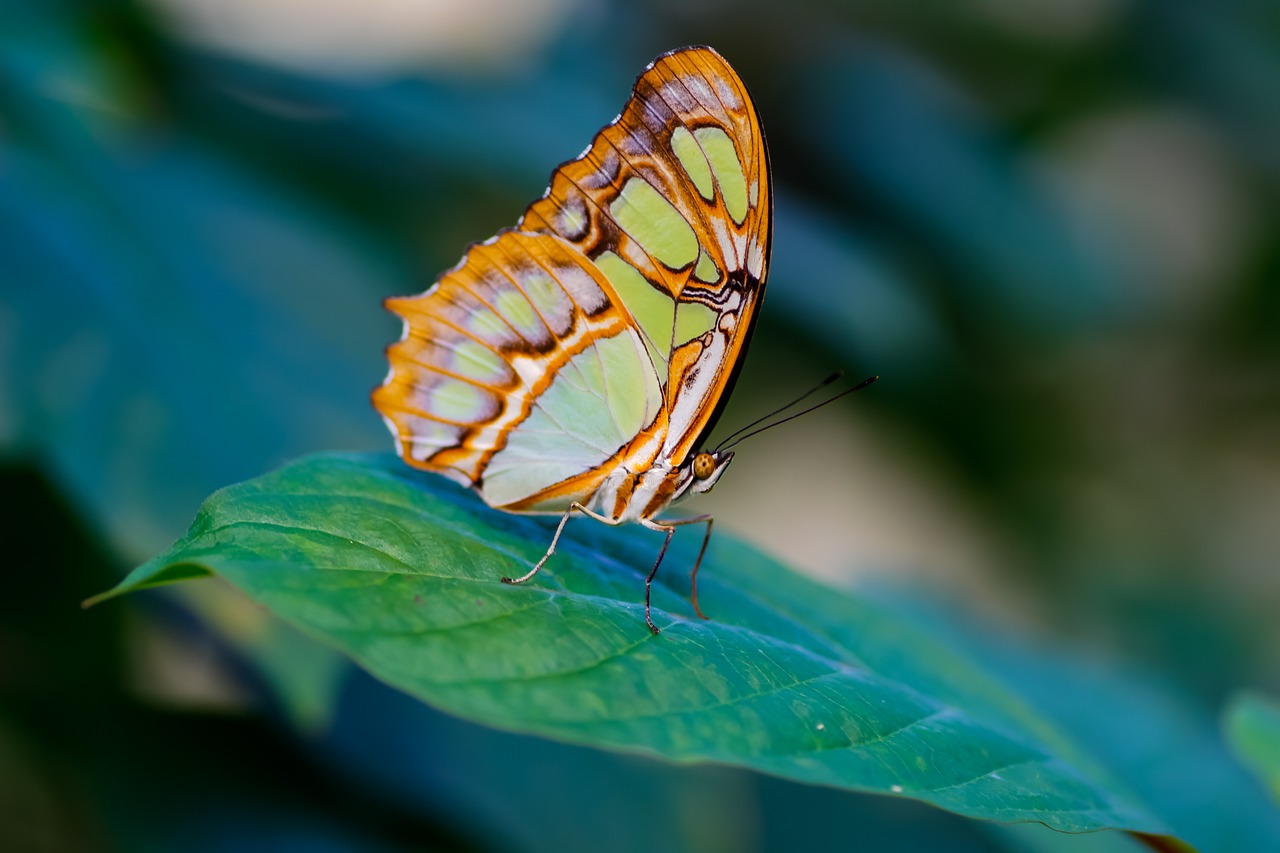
[96,452,1174,839]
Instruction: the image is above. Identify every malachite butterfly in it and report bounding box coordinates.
[373,45,771,634]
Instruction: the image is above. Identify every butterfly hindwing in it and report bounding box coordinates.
[374,230,663,510]
[375,45,770,515]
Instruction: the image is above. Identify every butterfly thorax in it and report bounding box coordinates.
[594,447,734,523]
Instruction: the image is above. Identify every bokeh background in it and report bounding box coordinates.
[3,0,1278,849]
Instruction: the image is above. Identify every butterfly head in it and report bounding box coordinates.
[688,450,734,496]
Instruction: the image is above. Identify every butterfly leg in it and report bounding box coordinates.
[502,501,615,585]
[639,514,714,634]
[685,516,715,620]
[638,519,676,635]
[653,514,715,619]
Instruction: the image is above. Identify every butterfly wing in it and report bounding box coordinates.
[374,45,771,513]
[374,229,664,512]
[521,45,772,464]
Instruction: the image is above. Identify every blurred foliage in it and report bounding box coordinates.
[1224,691,1280,801]
[3,0,1279,849]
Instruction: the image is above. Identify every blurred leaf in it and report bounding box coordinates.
[0,463,467,853]
[183,50,624,186]
[94,452,1175,839]
[0,715,106,852]
[162,46,639,265]
[785,43,1116,334]
[169,583,350,733]
[1224,691,1280,802]
[873,590,1280,852]
[321,670,776,853]
[1151,0,1280,178]
[0,40,396,558]
[770,191,950,377]
[996,638,1280,853]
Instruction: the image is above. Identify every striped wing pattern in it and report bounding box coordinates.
[374,45,771,518]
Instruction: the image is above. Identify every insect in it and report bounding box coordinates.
[373,45,771,634]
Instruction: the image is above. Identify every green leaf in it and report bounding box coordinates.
[1224,691,1280,801]
[95,452,1172,839]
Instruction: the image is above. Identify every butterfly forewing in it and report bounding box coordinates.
[521,47,772,464]
[375,45,770,517]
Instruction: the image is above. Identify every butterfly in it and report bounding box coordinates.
[373,45,771,634]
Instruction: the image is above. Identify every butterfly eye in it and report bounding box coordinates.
[692,452,717,480]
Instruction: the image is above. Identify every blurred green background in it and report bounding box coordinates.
[3,0,1278,850]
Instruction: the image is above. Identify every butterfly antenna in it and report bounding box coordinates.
[714,371,846,451]
[718,375,879,451]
